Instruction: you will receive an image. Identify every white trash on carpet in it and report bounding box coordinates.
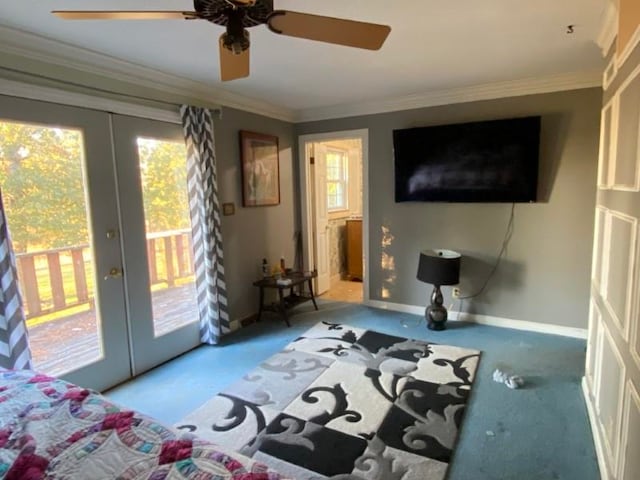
[492,368,524,389]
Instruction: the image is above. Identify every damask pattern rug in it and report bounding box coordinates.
[175,322,481,480]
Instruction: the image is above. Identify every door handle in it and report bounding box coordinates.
[104,267,123,280]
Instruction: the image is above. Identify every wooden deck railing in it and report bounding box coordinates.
[145,230,194,288]
[16,229,193,319]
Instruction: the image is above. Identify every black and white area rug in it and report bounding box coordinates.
[175,322,481,479]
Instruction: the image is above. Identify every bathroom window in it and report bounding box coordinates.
[327,148,348,211]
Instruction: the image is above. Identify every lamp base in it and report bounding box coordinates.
[425,285,448,331]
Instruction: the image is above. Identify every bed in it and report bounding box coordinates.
[0,368,286,479]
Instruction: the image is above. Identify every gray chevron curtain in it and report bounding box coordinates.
[0,191,32,369]
[180,105,229,344]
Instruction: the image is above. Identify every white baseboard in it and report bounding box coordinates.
[229,319,242,333]
[582,377,610,480]
[366,299,425,316]
[364,299,588,339]
[452,310,588,339]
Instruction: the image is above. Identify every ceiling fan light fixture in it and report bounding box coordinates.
[221,7,250,54]
[222,30,250,54]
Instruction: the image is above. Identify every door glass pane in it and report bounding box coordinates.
[137,138,198,337]
[0,121,103,375]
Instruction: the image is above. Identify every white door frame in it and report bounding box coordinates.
[298,129,369,303]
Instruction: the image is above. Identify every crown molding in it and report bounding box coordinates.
[617,25,640,69]
[0,24,296,122]
[294,71,603,122]
[597,1,619,57]
[0,24,604,126]
[0,77,182,124]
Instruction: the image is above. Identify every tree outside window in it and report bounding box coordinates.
[327,149,348,211]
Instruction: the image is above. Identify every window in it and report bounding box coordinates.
[327,149,348,211]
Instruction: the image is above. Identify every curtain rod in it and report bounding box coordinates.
[0,66,223,118]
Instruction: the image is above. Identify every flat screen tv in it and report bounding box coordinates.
[393,116,541,203]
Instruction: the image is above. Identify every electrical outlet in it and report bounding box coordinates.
[452,287,461,299]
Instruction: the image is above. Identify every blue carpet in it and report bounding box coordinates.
[106,302,599,480]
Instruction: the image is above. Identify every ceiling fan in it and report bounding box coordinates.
[52,0,391,81]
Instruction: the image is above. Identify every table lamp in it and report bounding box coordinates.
[416,249,461,330]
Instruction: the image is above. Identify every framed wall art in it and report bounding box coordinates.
[239,130,280,207]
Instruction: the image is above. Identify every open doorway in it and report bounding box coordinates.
[299,130,368,304]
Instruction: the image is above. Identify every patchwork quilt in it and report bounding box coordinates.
[0,369,286,479]
[176,322,481,480]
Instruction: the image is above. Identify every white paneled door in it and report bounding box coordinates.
[0,96,200,391]
[584,32,640,480]
[312,142,331,295]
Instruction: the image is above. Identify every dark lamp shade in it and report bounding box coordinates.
[417,249,461,286]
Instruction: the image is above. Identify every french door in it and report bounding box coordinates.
[111,115,200,375]
[0,95,200,390]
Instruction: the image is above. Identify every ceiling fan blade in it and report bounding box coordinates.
[219,35,250,82]
[52,11,198,20]
[267,11,391,50]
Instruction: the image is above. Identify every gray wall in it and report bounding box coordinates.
[0,53,602,329]
[212,108,297,323]
[297,88,602,329]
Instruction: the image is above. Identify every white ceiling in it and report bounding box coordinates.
[0,0,607,117]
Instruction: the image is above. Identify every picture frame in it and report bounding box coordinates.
[239,130,280,207]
